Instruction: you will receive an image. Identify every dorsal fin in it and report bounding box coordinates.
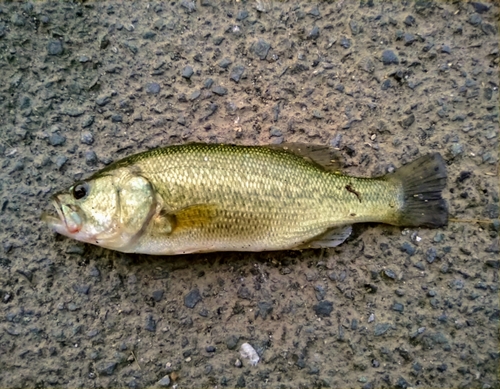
[269,143,343,172]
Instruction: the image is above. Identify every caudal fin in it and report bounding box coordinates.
[390,153,448,227]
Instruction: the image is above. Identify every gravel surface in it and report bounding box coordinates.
[0,1,498,388]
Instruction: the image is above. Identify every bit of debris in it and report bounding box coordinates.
[239,342,259,366]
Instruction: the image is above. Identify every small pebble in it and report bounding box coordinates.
[404,15,415,26]
[269,127,282,138]
[314,285,326,301]
[73,284,90,295]
[143,31,156,39]
[81,115,94,128]
[96,361,117,376]
[85,150,98,166]
[340,36,351,49]
[89,266,100,277]
[257,301,273,319]
[374,323,391,336]
[6,327,20,336]
[330,133,342,148]
[96,96,110,106]
[433,232,444,243]
[425,247,437,263]
[184,288,202,308]
[212,86,228,96]
[146,82,161,94]
[182,65,194,79]
[349,20,362,35]
[468,13,482,26]
[441,45,451,54]
[308,6,320,17]
[404,33,416,46]
[450,143,464,157]
[226,335,239,350]
[396,377,409,388]
[80,131,94,145]
[213,37,224,46]
[237,286,252,300]
[381,50,399,65]
[400,114,415,129]
[383,269,396,280]
[189,90,201,100]
[308,26,320,40]
[181,0,196,13]
[313,300,333,317]
[48,133,66,146]
[230,65,245,83]
[400,242,416,256]
[203,78,214,89]
[218,58,232,69]
[11,12,26,27]
[152,290,164,302]
[55,155,67,169]
[157,374,171,387]
[472,2,490,13]
[252,39,270,60]
[47,40,63,55]
[145,315,156,332]
[236,10,248,21]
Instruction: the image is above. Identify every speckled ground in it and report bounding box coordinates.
[0,1,499,388]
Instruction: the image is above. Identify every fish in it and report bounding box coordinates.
[42,143,448,255]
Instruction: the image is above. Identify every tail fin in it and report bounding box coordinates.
[389,153,448,227]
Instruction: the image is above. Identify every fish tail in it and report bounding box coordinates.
[389,153,448,227]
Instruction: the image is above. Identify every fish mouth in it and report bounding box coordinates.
[41,196,74,235]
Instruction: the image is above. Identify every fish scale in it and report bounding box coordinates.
[43,143,448,255]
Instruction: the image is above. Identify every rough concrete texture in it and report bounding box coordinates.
[0,1,498,388]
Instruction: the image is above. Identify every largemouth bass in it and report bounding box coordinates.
[42,144,447,255]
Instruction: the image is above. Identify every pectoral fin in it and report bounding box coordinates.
[154,204,217,234]
[296,225,352,249]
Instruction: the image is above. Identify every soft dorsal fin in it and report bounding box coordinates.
[269,143,343,171]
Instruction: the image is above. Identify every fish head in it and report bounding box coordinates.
[42,172,156,251]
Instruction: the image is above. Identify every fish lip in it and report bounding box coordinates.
[41,195,67,232]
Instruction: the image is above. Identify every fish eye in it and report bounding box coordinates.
[72,182,89,200]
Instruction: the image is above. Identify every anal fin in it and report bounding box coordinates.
[296,225,352,249]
